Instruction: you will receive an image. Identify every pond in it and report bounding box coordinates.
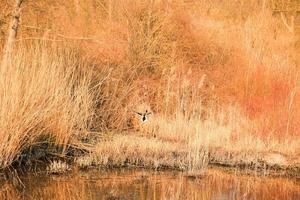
[1,168,299,200]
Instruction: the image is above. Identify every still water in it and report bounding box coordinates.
[0,168,299,200]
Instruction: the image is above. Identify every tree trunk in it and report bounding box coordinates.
[1,0,23,66]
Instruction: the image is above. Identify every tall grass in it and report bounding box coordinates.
[0,0,299,170]
[0,43,94,168]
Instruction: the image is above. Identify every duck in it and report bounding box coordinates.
[133,110,152,123]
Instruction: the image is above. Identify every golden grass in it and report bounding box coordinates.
[46,160,71,174]
[0,43,94,169]
[76,134,208,172]
[0,0,299,171]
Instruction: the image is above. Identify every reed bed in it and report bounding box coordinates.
[0,0,299,172]
[0,43,94,169]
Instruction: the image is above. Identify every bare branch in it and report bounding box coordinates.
[21,25,103,43]
[15,37,64,42]
[20,24,126,45]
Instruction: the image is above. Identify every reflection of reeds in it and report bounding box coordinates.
[0,182,22,200]
[0,169,299,200]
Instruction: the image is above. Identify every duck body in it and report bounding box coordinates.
[134,110,152,123]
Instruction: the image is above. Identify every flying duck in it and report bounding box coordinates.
[134,110,152,123]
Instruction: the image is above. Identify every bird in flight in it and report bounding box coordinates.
[133,110,152,123]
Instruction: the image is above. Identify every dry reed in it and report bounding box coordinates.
[0,42,94,168]
[0,0,299,171]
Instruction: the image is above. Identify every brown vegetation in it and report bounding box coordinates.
[0,0,299,173]
[0,43,94,168]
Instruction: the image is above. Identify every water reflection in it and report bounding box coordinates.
[0,168,299,200]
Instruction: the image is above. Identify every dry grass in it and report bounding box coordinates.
[76,134,208,172]
[0,43,94,169]
[0,0,299,171]
[47,160,71,174]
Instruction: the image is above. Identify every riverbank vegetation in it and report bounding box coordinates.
[0,0,299,175]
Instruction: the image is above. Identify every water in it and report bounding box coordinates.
[1,168,299,200]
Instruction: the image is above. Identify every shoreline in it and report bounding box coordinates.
[2,162,299,181]
[0,131,298,181]
[73,133,300,179]
[2,136,299,180]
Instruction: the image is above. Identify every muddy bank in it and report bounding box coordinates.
[3,133,299,179]
[209,149,300,177]
[69,134,300,178]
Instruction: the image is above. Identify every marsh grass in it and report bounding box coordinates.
[0,0,299,172]
[0,42,94,169]
[46,160,71,174]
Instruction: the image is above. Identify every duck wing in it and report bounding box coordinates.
[133,111,143,116]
